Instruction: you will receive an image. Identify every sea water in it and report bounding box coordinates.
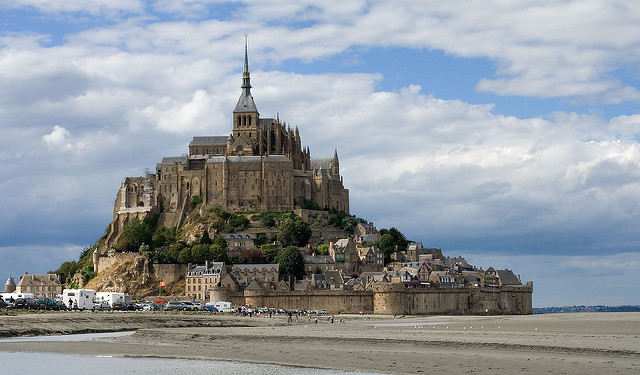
[0,332,381,375]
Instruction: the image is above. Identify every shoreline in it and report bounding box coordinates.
[1,312,639,374]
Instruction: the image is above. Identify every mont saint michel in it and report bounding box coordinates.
[4,40,531,316]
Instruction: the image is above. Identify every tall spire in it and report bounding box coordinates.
[242,34,251,91]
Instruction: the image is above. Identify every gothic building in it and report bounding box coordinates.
[107,39,349,247]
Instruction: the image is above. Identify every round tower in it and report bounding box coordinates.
[372,282,406,315]
[93,249,100,273]
[4,276,16,293]
[208,286,231,304]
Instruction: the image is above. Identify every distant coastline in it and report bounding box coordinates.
[534,305,640,314]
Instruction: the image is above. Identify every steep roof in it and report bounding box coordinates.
[303,255,335,264]
[189,136,228,146]
[497,269,521,285]
[234,36,258,113]
[160,156,187,164]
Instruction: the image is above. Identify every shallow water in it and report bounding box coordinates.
[0,351,380,374]
[0,332,381,374]
[0,331,135,342]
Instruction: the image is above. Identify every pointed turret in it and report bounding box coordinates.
[233,35,259,148]
[331,149,340,176]
[234,35,258,114]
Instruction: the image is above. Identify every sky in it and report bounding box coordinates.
[1,0,640,308]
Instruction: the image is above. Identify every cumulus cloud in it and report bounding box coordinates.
[42,125,85,151]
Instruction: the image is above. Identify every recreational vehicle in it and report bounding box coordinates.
[63,289,95,310]
[95,292,126,307]
[205,301,232,313]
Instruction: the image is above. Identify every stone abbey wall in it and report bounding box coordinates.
[211,283,533,315]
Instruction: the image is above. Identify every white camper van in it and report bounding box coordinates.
[206,301,232,313]
[63,289,95,310]
[95,292,126,308]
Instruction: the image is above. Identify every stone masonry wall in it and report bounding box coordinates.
[221,283,533,315]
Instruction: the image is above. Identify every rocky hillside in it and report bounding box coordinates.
[83,253,182,299]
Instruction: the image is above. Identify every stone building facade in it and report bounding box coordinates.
[185,261,226,301]
[106,39,349,248]
[15,273,63,297]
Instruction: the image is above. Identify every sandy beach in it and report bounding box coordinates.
[1,311,639,374]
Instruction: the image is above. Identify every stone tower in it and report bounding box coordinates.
[232,35,260,152]
[4,276,16,293]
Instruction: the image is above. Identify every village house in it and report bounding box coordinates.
[222,233,258,258]
[15,273,63,297]
[324,270,346,290]
[357,246,384,273]
[185,261,226,301]
[330,238,359,275]
[406,242,443,263]
[429,271,457,288]
[354,222,380,244]
[230,263,279,291]
[303,254,336,275]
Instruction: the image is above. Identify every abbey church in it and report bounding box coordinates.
[107,39,349,246]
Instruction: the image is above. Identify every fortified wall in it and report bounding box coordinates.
[208,282,533,315]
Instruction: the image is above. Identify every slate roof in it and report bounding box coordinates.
[187,262,225,277]
[303,255,335,264]
[160,156,187,164]
[234,89,258,113]
[189,136,228,146]
[232,264,279,272]
[497,269,521,285]
[223,233,257,240]
[16,273,61,288]
[310,158,332,170]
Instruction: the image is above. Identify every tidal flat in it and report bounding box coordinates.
[0,311,638,374]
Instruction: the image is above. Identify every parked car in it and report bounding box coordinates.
[111,302,126,311]
[166,301,188,311]
[142,303,163,311]
[202,304,218,312]
[93,300,111,311]
[37,297,58,310]
[14,297,39,310]
[187,301,204,311]
[55,300,67,311]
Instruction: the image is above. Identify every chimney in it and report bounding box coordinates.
[205,260,210,269]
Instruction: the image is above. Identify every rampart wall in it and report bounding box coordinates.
[217,282,533,315]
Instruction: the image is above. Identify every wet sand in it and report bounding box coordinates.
[1,311,639,374]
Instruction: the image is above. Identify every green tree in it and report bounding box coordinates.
[168,243,184,262]
[177,247,193,264]
[275,246,305,280]
[200,230,213,245]
[191,244,212,263]
[210,243,228,263]
[278,216,312,246]
[122,218,153,249]
[153,226,177,247]
[261,244,279,263]
[293,219,312,246]
[277,218,295,246]
[379,227,408,254]
[379,233,396,264]
[317,244,330,255]
[228,215,250,232]
[259,212,276,227]
[55,260,79,285]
